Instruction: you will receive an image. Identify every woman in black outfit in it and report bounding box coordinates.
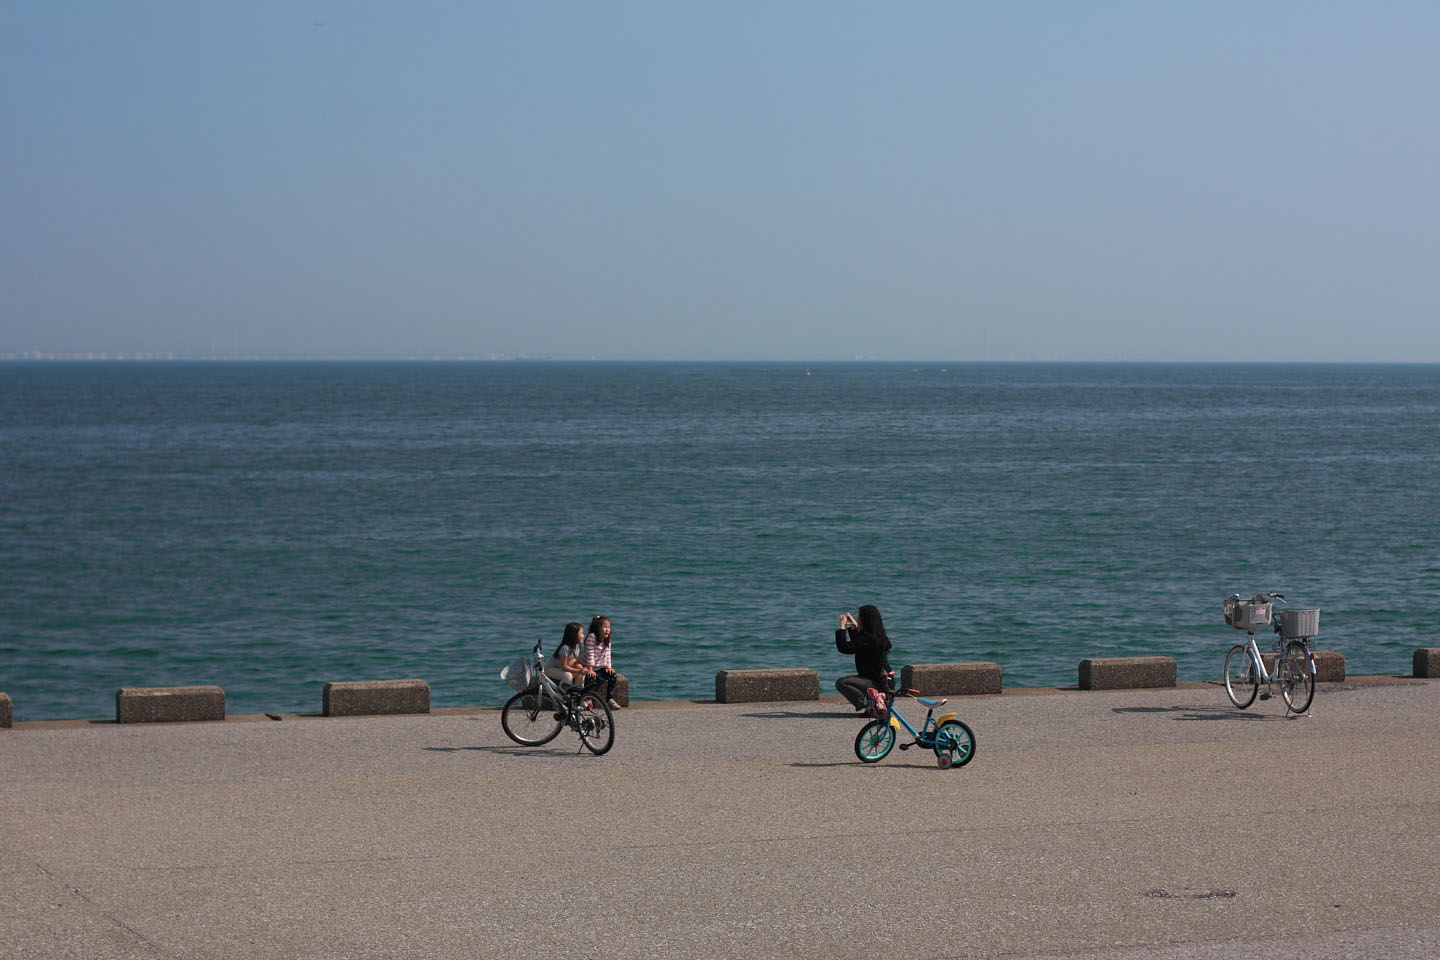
[835,604,893,715]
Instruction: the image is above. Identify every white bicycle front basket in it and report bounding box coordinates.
[500,657,535,692]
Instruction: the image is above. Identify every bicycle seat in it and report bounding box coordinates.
[915,695,948,708]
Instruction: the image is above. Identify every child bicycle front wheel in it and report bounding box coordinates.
[854,719,896,763]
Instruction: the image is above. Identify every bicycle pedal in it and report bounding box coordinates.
[898,743,911,751]
[1258,693,1271,701]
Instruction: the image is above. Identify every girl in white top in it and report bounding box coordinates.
[544,622,593,685]
[582,615,622,709]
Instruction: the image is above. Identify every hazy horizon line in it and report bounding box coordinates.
[4,354,1437,367]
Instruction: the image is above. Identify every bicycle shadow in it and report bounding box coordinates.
[790,760,949,770]
[423,745,590,757]
[1111,705,1271,722]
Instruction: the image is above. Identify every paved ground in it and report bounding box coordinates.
[3,678,1438,959]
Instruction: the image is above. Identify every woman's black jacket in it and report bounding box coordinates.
[835,627,892,687]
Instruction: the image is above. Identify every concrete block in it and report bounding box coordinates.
[116,685,226,723]
[900,662,1003,696]
[1261,649,1346,683]
[715,668,819,704]
[579,674,630,707]
[323,679,430,717]
[0,692,10,729]
[1078,656,1176,690]
[1313,650,1346,682]
[1415,648,1440,678]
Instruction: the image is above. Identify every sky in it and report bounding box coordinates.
[2,2,1437,362]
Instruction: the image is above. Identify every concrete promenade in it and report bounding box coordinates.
[3,678,1439,959]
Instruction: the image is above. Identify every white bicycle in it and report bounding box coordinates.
[1222,593,1318,715]
[499,641,614,755]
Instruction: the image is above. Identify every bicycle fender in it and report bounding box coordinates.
[936,712,958,726]
[889,716,902,731]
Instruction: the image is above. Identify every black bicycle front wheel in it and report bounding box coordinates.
[1224,644,1258,709]
[1279,640,1315,714]
[501,689,564,746]
[573,691,615,755]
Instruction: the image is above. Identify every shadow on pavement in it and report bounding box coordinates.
[1112,704,1272,721]
[743,710,862,720]
[423,744,589,757]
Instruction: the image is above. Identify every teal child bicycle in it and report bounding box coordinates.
[854,680,976,768]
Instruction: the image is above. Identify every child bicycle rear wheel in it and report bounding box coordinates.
[854,719,896,763]
[933,719,975,769]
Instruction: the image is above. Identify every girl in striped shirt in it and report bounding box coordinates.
[582,615,622,709]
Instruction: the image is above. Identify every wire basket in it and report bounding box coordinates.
[1278,609,1320,639]
[1224,597,1272,631]
[500,657,536,692]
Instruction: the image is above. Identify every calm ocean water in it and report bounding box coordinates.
[2,362,1438,721]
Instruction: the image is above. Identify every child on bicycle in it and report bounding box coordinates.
[582,615,623,710]
[835,604,893,718]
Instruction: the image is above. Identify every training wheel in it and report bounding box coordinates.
[937,754,953,769]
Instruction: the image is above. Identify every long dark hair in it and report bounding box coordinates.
[554,622,584,657]
[856,604,890,651]
[588,615,611,647]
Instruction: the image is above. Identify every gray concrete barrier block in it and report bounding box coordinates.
[900,662,1003,696]
[1079,656,1176,690]
[580,674,630,707]
[116,685,226,724]
[1413,648,1440,678]
[715,668,819,704]
[0,692,11,729]
[323,679,430,717]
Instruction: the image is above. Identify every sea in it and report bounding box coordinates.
[2,361,1438,722]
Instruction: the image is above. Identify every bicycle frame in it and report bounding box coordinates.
[528,655,577,718]
[1241,629,1318,682]
[1241,632,1274,683]
[886,695,959,745]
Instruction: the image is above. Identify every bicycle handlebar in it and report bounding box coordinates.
[1230,591,1285,603]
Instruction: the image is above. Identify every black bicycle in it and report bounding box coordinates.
[499,641,614,755]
